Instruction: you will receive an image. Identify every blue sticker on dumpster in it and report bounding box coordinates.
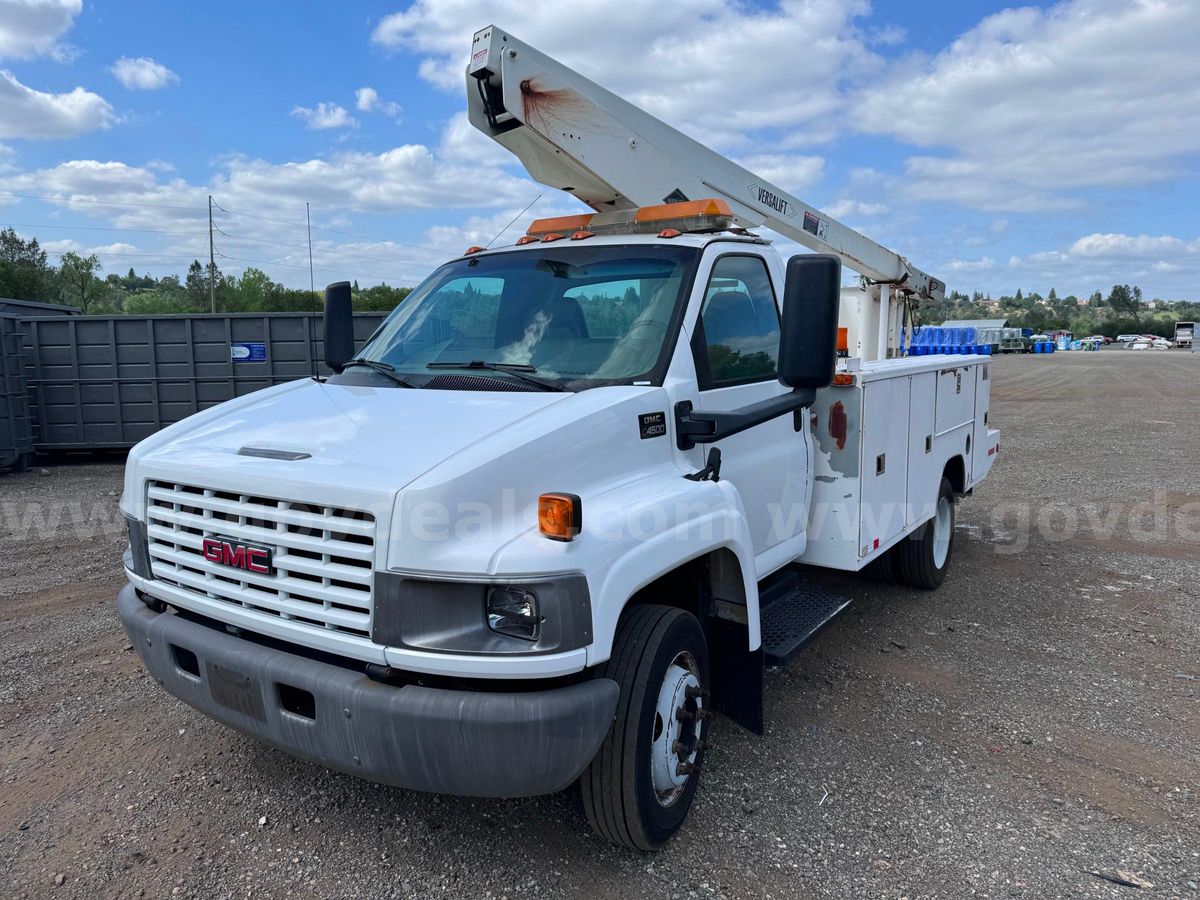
[231,342,266,363]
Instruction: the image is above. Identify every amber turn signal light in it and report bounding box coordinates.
[538,493,582,541]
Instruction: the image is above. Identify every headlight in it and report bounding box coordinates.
[486,586,542,641]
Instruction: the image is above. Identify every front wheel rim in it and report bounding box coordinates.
[932,495,953,569]
[649,650,703,807]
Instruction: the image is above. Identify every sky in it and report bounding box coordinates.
[0,0,1198,300]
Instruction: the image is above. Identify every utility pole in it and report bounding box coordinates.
[306,202,315,305]
[207,194,217,313]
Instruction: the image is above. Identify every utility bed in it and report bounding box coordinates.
[801,354,999,572]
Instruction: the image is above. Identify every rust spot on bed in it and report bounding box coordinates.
[828,401,848,451]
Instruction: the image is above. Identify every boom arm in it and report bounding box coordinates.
[466,25,943,303]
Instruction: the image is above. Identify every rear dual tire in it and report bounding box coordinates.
[892,477,956,589]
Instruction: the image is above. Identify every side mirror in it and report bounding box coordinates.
[323,281,355,373]
[778,254,841,390]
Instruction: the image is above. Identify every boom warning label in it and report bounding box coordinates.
[803,211,829,242]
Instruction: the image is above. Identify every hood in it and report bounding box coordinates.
[125,378,572,516]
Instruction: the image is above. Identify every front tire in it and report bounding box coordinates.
[895,477,956,590]
[581,605,709,850]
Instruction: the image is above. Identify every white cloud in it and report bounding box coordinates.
[354,86,378,111]
[0,69,114,138]
[0,0,80,60]
[943,257,997,274]
[854,0,1200,209]
[0,116,537,232]
[371,0,879,149]
[732,155,824,194]
[823,198,887,220]
[291,102,357,130]
[973,230,1200,298]
[1069,233,1199,258]
[40,237,79,253]
[110,56,179,90]
[355,86,401,117]
[217,144,531,214]
[0,159,209,223]
[438,111,511,166]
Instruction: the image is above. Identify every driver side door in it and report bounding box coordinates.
[687,253,809,568]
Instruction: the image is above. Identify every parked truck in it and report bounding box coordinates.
[1174,321,1194,349]
[118,26,999,849]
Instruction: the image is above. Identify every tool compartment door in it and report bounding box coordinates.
[935,365,975,436]
[859,377,910,556]
[971,361,993,486]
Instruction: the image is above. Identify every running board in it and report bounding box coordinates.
[758,569,852,667]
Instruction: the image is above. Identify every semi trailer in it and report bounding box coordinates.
[118,26,999,849]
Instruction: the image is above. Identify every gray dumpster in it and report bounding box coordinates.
[20,312,387,450]
[1,313,34,470]
[0,298,81,317]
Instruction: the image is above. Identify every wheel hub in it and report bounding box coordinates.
[932,494,952,568]
[650,651,704,806]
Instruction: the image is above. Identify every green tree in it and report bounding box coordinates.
[123,289,198,315]
[230,267,278,311]
[57,251,104,312]
[0,228,56,301]
[1106,284,1140,323]
[186,259,224,310]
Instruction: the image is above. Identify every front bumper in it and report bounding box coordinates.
[118,585,619,797]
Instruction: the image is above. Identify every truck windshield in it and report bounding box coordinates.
[352,244,699,390]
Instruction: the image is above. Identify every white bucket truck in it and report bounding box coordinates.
[118,27,998,849]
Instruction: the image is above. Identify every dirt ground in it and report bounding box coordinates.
[1,350,1197,899]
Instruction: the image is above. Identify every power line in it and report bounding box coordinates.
[4,219,421,269]
[3,191,502,256]
[207,195,217,313]
[0,191,206,212]
[44,249,203,260]
[215,251,412,284]
[10,220,423,278]
[213,202,451,255]
[2,221,205,238]
[214,229,439,268]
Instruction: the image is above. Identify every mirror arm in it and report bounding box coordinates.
[674,387,816,451]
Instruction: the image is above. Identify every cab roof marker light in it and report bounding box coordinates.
[515,235,539,245]
[526,213,594,236]
[464,245,485,255]
[570,230,596,240]
[631,198,731,223]
[523,198,734,240]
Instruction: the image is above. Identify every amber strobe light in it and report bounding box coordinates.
[538,493,582,541]
[525,199,734,239]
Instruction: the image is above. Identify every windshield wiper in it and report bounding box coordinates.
[425,360,566,392]
[340,358,416,388]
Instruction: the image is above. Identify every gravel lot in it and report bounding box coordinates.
[1,351,1197,899]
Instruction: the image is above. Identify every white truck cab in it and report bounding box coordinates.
[117,28,999,850]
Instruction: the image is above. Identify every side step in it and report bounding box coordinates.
[759,568,852,667]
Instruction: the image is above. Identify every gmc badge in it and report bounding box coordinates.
[639,412,667,440]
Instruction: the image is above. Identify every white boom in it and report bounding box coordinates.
[466,25,944,358]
